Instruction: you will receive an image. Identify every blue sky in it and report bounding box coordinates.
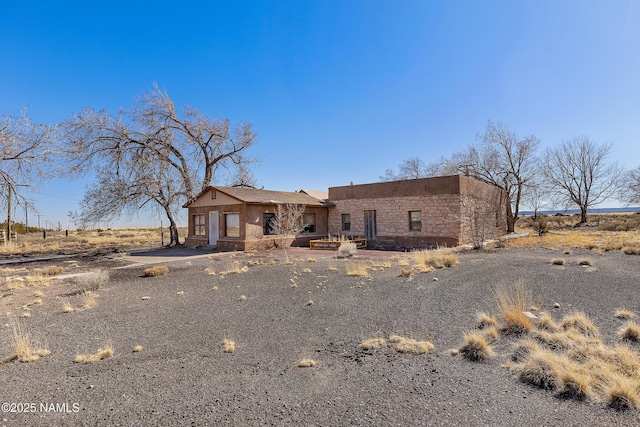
[2,1,639,227]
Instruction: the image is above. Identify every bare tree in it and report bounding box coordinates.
[454,120,540,233]
[522,179,548,219]
[269,203,307,249]
[62,84,257,245]
[620,165,640,206]
[380,156,458,181]
[543,136,622,223]
[0,109,57,239]
[459,196,500,249]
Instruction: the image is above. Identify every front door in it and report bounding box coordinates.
[209,211,219,246]
[364,210,376,240]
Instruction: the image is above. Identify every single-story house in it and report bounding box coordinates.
[183,186,331,251]
[183,175,508,250]
[328,174,508,248]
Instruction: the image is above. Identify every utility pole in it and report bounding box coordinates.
[24,201,28,233]
[37,214,44,230]
[6,184,12,245]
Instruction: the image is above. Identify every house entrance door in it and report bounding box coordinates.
[364,210,376,240]
[209,211,219,246]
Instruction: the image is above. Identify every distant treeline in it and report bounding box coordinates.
[521,207,640,216]
[0,222,41,233]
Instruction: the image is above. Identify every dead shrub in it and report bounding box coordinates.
[360,337,387,350]
[143,265,169,277]
[459,332,494,362]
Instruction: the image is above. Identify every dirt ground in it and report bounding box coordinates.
[0,246,639,426]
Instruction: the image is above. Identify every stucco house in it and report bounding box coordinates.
[183,186,331,251]
[183,175,508,250]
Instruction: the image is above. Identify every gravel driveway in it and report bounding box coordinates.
[1,247,639,426]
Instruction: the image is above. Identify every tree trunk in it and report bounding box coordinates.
[580,206,588,224]
[506,202,515,233]
[162,205,181,246]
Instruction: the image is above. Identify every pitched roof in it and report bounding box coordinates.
[186,186,330,207]
[299,189,329,202]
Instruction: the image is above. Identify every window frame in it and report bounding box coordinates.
[193,214,206,236]
[341,213,351,232]
[225,213,240,238]
[409,210,422,231]
[302,213,316,233]
[263,212,276,236]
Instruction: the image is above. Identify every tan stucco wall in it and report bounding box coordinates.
[185,202,329,249]
[187,189,241,207]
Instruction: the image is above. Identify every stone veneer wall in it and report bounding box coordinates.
[328,194,463,248]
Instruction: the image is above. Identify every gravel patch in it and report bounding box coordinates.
[1,247,639,426]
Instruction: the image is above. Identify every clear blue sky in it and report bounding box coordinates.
[2,0,639,228]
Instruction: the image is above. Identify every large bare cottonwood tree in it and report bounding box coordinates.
[453,121,540,233]
[63,85,257,245]
[543,136,621,223]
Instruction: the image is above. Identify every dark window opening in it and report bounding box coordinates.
[263,213,276,235]
[342,214,351,231]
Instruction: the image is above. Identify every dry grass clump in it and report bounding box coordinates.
[297,358,318,367]
[413,249,459,270]
[398,268,414,278]
[481,326,500,343]
[496,283,534,334]
[307,257,316,263]
[476,312,498,329]
[223,339,236,353]
[77,269,109,290]
[6,319,51,363]
[560,312,599,337]
[604,376,640,410]
[81,291,97,308]
[618,322,640,342]
[622,246,640,255]
[517,348,564,390]
[360,337,387,350]
[459,332,494,361]
[204,265,216,275]
[551,258,565,265]
[74,342,114,363]
[511,339,542,362]
[143,265,169,277]
[346,262,369,277]
[62,301,75,313]
[133,345,143,352]
[41,266,64,276]
[578,258,593,266]
[506,308,640,410]
[536,312,559,332]
[615,309,635,320]
[388,335,435,354]
[25,271,53,287]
